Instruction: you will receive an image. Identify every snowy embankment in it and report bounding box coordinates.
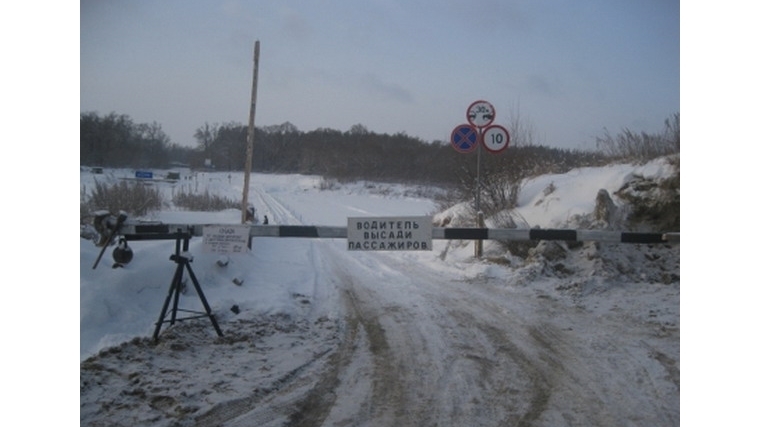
[80,158,679,426]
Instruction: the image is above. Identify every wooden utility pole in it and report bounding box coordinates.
[241,40,260,224]
[475,140,483,258]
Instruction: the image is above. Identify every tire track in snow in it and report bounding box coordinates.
[304,246,677,426]
[303,248,544,426]
[248,183,304,226]
[239,180,677,426]
[249,181,340,322]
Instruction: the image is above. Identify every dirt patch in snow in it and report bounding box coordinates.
[80,314,343,427]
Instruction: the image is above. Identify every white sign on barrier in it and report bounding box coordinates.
[348,216,433,251]
[202,225,250,253]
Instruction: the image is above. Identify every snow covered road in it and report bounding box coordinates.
[80,170,679,426]
[270,242,679,426]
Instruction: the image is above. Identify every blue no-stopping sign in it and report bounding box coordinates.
[450,124,479,153]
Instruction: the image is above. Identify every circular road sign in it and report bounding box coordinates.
[466,100,495,128]
[450,124,479,153]
[482,124,510,154]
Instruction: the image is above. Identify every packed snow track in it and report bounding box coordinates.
[242,177,678,426]
[80,172,679,426]
[264,244,678,426]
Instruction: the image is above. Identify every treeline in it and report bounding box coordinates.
[81,113,620,187]
[80,112,194,168]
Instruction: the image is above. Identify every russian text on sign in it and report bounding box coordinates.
[347,216,433,251]
[202,225,250,253]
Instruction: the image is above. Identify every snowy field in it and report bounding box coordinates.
[80,160,680,426]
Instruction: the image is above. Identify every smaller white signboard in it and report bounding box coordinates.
[348,216,433,251]
[202,225,250,254]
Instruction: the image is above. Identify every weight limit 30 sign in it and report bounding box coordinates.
[450,100,510,154]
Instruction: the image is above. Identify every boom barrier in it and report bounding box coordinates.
[114,223,679,244]
[89,213,678,341]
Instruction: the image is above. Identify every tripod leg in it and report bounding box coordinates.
[153,261,184,342]
[185,263,224,337]
[169,262,184,325]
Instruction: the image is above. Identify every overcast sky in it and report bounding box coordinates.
[80,0,679,150]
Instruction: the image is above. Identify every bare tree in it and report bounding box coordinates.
[194,122,218,156]
[505,101,537,147]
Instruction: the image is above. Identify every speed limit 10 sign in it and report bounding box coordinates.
[482,124,510,153]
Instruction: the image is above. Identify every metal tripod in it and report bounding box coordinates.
[153,233,223,342]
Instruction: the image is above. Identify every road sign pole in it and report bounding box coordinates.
[456,100,501,259]
[475,130,483,258]
[476,134,481,214]
[476,211,485,257]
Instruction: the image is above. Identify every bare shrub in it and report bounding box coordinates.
[491,209,537,258]
[84,180,163,217]
[478,172,523,216]
[80,187,90,225]
[173,190,239,211]
[318,178,339,190]
[596,113,679,163]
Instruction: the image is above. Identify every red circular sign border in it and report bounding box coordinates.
[466,100,496,128]
[482,124,510,154]
[450,124,479,154]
